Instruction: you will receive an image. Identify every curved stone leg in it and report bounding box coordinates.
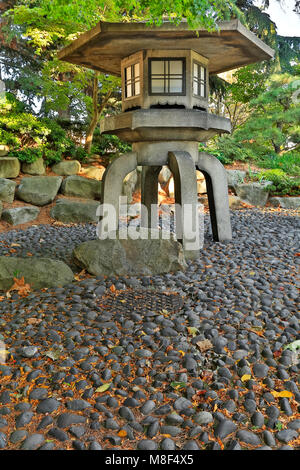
[141,165,162,229]
[100,152,137,233]
[196,152,232,242]
[168,151,200,259]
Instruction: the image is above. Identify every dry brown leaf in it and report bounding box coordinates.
[196,339,213,352]
[8,277,31,297]
[74,269,86,281]
[27,318,42,325]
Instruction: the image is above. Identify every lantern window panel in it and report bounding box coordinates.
[124,62,141,99]
[193,61,207,98]
[149,58,185,95]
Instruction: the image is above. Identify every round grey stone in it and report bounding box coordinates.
[137,440,158,450]
[21,434,44,450]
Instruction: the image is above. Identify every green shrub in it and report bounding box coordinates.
[9,147,43,164]
[204,136,260,164]
[258,169,300,196]
[256,152,300,176]
[44,148,63,166]
[0,128,20,147]
[67,144,89,162]
[40,117,73,152]
[91,132,132,155]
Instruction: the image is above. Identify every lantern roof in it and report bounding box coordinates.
[58,19,274,76]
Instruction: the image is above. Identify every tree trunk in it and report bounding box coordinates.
[84,72,112,154]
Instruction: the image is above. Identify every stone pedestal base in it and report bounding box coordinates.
[99,149,232,258]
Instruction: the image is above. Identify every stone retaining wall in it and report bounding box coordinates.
[0,159,298,227]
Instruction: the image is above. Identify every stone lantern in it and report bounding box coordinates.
[59,20,274,258]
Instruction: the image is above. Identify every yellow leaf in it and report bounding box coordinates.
[271,390,293,398]
[178,350,185,357]
[241,374,251,382]
[96,383,112,393]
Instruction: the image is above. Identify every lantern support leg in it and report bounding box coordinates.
[100,152,137,233]
[168,151,199,259]
[196,152,232,242]
[141,165,162,229]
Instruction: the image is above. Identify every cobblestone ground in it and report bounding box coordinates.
[0,208,299,450]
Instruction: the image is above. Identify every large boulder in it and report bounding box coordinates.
[159,166,172,185]
[2,206,40,225]
[80,166,105,180]
[269,197,300,210]
[61,175,101,200]
[0,257,74,291]
[22,158,45,175]
[52,160,81,176]
[72,229,187,276]
[235,182,272,207]
[0,178,17,203]
[16,176,62,206]
[0,157,20,178]
[228,195,242,209]
[226,170,246,190]
[0,145,9,156]
[51,198,100,223]
[196,171,207,194]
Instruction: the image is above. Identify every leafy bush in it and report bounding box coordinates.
[9,147,43,164]
[0,128,20,147]
[203,136,260,164]
[91,132,131,155]
[256,152,300,176]
[44,148,63,166]
[66,143,89,162]
[40,117,73,153]
[0,93,50,148]
[257,169,300,196]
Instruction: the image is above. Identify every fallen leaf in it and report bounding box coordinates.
[187,327,199,337]
[118,430,127,438]
[271,390,294,398]
[241,374,251,382]
[170,381,187,390]
[74,269,86,281]
[96,383,112,393]
[217,437,224,450]
[27,318,42,325]
[283,340,300,352]
[196,339,213,352]
[44,349,61,361]
[110,284,116,293]
[8,277,31,297]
